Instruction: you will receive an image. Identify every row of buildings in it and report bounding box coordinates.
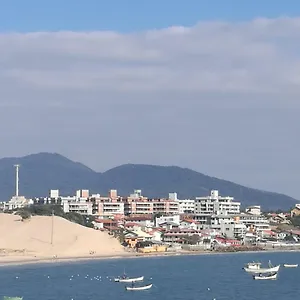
[4,188,293,242]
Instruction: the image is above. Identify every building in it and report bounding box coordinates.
[168,193,194,214]
[208,213,247,239]
[49,189,59,198]
[97,201,124,217]
[234,213,270,237]
[245,206,261,215]
[155,215,180,227]
[62,198,93,215]
[194,190,240,225]
[124,190,179,215]
[291,204,300,217]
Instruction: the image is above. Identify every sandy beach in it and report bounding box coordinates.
[0,213,127,265]
[0,213,299,267]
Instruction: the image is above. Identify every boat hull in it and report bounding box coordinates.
[126,284,152,291]
[283,264,298,268]
[253,273,278,280]
[115,276,144,283]
[244,265,280,274]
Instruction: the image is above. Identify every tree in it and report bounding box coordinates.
[183,234,201,245]
[17,210,31,221]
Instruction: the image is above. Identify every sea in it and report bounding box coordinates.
[0,251,299,300]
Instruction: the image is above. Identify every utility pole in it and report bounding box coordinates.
[51,209,54,245]
[14,164,20,197]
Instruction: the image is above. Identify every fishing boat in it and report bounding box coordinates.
[125,283,152,291]
[253,272,278,280]
[114,275,144,283]
[283,264,298,268]
[243,261,280,274]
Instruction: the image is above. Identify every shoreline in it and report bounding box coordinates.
[1,248,300,267]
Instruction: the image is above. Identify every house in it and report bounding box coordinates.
[261,230,277,239]
[94,219,118,230]
[124,231,140,248]
[214,237,241,247]
[163,228,201,244]
[180,219,201,230]
[158,221,179,230]
[124,215,154,227]
[155,215,180,227]
[137,242,168,253]
[124,222,142,230]
[291,205,300,217]
[148,229,163,242]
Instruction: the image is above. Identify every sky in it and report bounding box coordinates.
[1,1,300,198]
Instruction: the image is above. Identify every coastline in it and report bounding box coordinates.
[1,248,300,267]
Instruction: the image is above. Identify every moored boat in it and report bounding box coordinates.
[244,261,280,274]
[125,283,152,291]
[253,272,278,280]
[115,275,144,283]
[283,264,298,268]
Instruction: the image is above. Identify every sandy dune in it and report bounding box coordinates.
[0,213,126,263]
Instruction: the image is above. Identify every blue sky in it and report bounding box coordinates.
[1,0,300,32]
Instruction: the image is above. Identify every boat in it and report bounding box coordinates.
[284,264,298,268]
[3,297,23,300]
[243,261,280,274]
[114,275,144,283]
[253,272,278,280]
[125,283,152,291]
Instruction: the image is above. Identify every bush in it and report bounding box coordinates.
[17,204,95,228]
[17,210,31,221]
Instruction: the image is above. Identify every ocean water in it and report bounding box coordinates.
[0,251,299,300]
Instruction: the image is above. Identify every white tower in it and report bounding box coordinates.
[14,164,20,197]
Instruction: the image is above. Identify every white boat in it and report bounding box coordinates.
[253,272,278,280]
[114,276,144,283]
[244,261,280,274]
[125,283,152,291]
[284,264,298,268]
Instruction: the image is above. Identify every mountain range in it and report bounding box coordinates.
[0,152,297,211]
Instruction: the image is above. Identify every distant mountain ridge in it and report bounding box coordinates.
[0,152,297,211]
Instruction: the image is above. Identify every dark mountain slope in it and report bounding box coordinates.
[0,153,99,199]
[0,153,296,210]
[100,164,297,210]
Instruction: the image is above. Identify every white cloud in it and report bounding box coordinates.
[1,17,300,197]
[1,17,300,93]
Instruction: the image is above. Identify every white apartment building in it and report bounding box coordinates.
[169,192,194,214]
[97,201,124,217]
[177,199,195,214]
[62,198,93,215]
[194,190,240,225]
[208,213,247,239]
[236,213,270,234]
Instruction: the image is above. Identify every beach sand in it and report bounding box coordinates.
[0,213,127,265]
[0,213,299,267]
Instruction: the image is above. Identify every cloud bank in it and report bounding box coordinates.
[0,17,300,197]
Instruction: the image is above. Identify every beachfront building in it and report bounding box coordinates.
[169,192,194,214]
[235,213,270,234]
[194,190,241,225]
[208,213,247,239]
[124,190,179,215]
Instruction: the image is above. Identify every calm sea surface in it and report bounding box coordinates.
[0,251,299,300]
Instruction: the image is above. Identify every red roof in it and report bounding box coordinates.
[125,216,152,221]
[95,219,114,224]
[125,222,140,227]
